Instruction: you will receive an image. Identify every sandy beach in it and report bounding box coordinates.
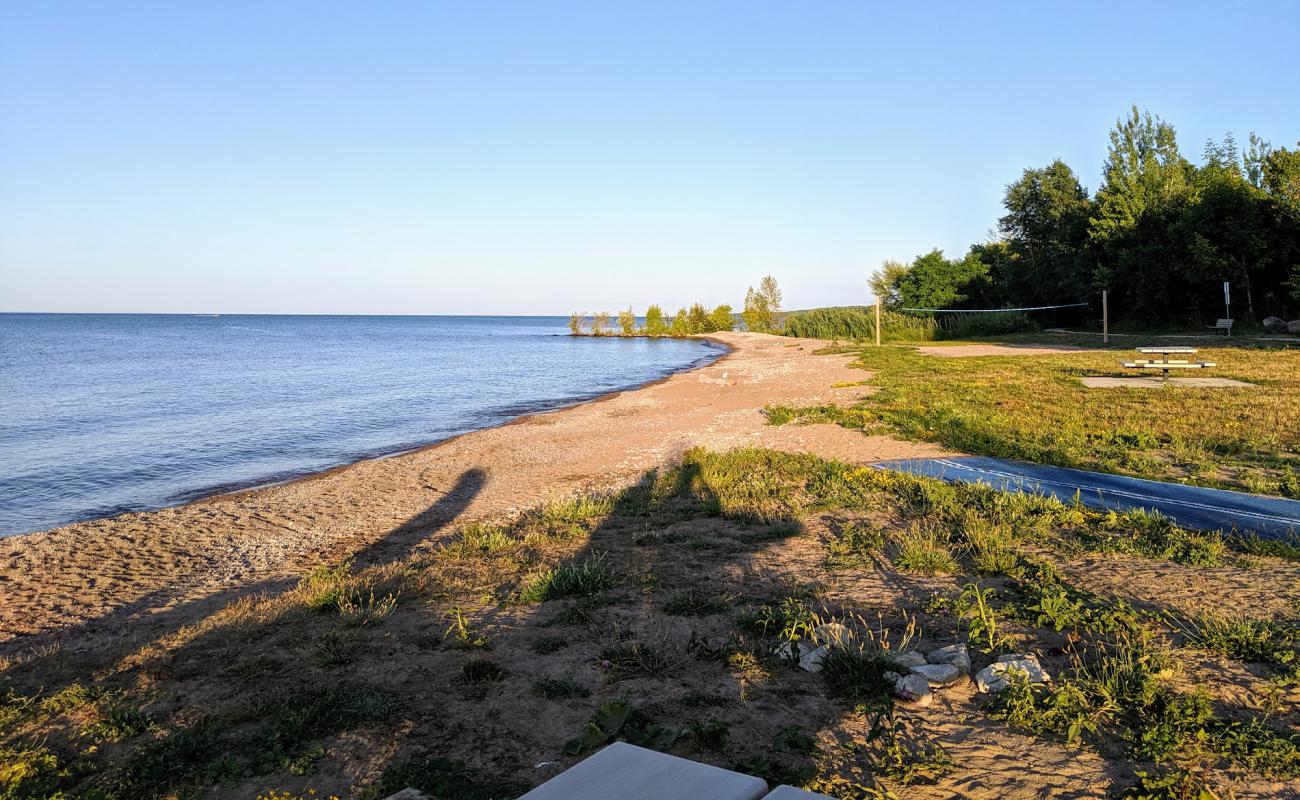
[0,332,945,654]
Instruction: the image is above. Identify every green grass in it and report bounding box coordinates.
[1171,612,1297,668]
[891,525,959,575]
[778,341,1300,497]
[517,553,617,603]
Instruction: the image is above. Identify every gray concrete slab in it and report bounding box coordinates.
[518,742,768,800]
[1081,376,1256,388]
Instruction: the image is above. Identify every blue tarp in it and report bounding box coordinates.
[874,456,1300,540]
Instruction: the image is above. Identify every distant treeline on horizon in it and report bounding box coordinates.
[570,276,784,337]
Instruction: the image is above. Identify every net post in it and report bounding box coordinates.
[1102,290,1109,344]
[874,298,882,346]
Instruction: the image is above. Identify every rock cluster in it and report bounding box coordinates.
[1263,316,1300,334]
[974,653,1051,693]
[794,628,1052,706]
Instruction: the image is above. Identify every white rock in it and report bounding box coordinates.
[811,623,852,646]
[799,645,829,672]
[891,651,928,668]
[926,643,971,675]
[976,655,1051,693]
[893,673,933,706]
[909,662,962,687]
[383,790,429,800]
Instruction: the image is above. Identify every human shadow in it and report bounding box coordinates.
[0,467,487,706]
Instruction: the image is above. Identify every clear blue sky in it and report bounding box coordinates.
[2,1,1297,314]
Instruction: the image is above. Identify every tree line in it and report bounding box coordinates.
[871,106,1300,325]
[569,275,783,336]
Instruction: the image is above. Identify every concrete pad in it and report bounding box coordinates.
[915,344,1093,357]
[1081,376,1256,389]
[763,786,836,799]
[518,742,768,800]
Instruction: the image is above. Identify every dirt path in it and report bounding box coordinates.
[0,332,947,652]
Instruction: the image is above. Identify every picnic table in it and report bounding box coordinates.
[1121,347,1216,380]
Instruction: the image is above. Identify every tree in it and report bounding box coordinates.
[997,159,1094,304]
[644,305,668,336]
[618,307,636,336]
[687,303,710,333]
[706,304,735,332]
[668,307,690,336]
[1091,106,1192,244]
[590,311,611,336]
[758,275,782,313]
[568,312,583,336]
[895,249,991,310]
[869,260,910,309]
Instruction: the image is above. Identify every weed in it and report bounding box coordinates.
[955,583,1009,653]
[892,525,958,575]
[459,657,508,685]
[530,676,591,700]
[771,725,817,756]
[535,493,616,527]
[518,553,617,603]
[85,700,153,741]
[818,643,897,713]
[1171,612,1297,668]
[376,756,522,800]
[453,523,516,556]
[530,635,569,654]
[1122,765,1221,799]
[314,628,367,666]
[443,606,489,649]
[563,700,680,755]
[661,588,732,617]
[298,561,353,612]
[337,584,399,627]
[599,620,686,681]
[826,521,887,568]
[687,719,730,752]
[738,597,817,641]
[964,516,1020,575]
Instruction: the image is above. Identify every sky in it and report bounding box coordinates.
[2,2,1298,315]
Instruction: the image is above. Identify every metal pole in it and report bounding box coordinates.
[875,298,882,347]
[1102,290,1109,344]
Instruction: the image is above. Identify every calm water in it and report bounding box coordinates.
[0,314,723,536]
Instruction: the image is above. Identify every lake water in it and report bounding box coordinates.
[0,314,723,536]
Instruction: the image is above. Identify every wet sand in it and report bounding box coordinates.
[0,332,947,653]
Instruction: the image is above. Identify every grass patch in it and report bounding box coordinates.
[529,676,591,700]
[661,588,732,617]
[518,553,617,603]
[891,525,959,575]
[1172,612,1297,668]
[786,343,1300,497]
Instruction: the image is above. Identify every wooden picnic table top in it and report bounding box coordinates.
[1137,346,1198,354]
